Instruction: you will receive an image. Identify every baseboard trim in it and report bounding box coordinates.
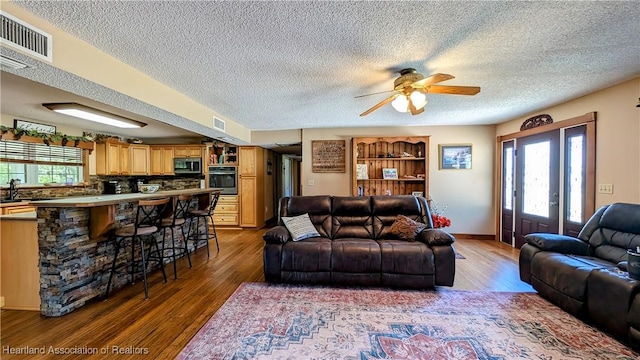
[451,233,496,241]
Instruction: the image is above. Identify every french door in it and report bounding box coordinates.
[501,124,589,248]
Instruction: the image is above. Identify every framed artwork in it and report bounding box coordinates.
[411,191,424,197]
[14,119,56,134]
[439,144,472,170]
[356,164,369,179]
[312,140,346,173]
[382,168,398,179]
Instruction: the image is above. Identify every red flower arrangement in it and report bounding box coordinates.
[428,198,451,228]
[431,214,452,228]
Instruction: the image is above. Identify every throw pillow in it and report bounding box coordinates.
[420,228,455,246]
[390,214,426,241]
[282,213,320,241]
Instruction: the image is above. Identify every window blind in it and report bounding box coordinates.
[0,140,84,165]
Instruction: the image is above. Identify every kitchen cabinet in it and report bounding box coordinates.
[239,146,265,228]
[352,136,429,197]
[213,195,239,226]
[174,145,203,158]
[0,214,39,311]
[130,144,150,175]
[2,204,36,214]
[96,142,150,176]
[95,141,131,175]
[150,146,175,175]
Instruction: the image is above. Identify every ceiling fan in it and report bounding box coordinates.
[357,68,480,116]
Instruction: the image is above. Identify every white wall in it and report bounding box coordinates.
[301,126,496,235]
[496,77,640,207]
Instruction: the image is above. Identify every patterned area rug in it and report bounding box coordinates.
[178,283,638,360]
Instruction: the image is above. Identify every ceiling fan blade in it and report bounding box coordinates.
[426,85,481,95]
[354,89,397,98]
[359,94,398,117]
[411,73,455,88]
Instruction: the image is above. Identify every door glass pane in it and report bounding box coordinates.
[567,134,584,223]
[503,147,513,210]
[523,141,550,217]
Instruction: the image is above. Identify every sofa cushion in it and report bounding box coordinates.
[281,195,332,237]
[331,238,381,273]
[379,240,434,274]
[419,228,455,246]
[282,213,321,241]
[332,196,374,239]
[281,237,332,272]
[390,214,426,241]
[372,196,426,239]
[532,252,613,301]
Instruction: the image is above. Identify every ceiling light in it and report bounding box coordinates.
[43,103,146,128]
[0,55,29,70]
[410,91,428,110]
[391,94,409,112]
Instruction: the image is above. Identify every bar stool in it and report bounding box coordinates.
[105,197,170,299]
[186,191,221,257]
[158,194,192,279]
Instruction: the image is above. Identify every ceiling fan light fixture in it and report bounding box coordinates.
[410,91,428,110]
[43,103,146,129]
[391,94,409,112]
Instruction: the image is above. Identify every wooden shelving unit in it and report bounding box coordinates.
[352,136,429,197]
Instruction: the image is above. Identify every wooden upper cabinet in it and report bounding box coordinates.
[150,146,175,175]
[239,146,262,176]
[130,144,150,175]
[174,146,202,158]
[96,142,131,175]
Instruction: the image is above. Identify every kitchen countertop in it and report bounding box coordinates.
[0,211,37,221]
[27,188,222,208]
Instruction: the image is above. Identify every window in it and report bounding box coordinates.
[0,140,84,185]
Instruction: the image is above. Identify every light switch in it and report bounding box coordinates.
[307,179,315,186]
[597,184,613,194]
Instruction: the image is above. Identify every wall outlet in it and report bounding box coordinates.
[0,296,5,308]
[598,183,613,194]
[307,179,315,186]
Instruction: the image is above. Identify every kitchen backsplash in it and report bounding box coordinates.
[0,175,203,199]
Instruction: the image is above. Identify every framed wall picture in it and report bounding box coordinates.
[14,119,56,134]
[439,144,472,170]
[382,168,398,179]
[312,140,346,173]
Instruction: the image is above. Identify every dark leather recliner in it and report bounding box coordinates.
[519,202,640,348]
[263,195,456,289]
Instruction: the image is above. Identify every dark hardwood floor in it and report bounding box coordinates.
[1,229,532,359]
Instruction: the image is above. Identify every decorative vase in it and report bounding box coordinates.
[628,249,640,280]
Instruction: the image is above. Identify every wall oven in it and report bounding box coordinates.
[209,166,238,195]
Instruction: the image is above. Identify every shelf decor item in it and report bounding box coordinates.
[439,144,472,170]
[356,164,368,180]
[412,191,423,197]
[382,168,398,179]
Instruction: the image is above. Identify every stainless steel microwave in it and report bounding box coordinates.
[174,158,202,174]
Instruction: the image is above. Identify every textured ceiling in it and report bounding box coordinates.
[6,1,640,135]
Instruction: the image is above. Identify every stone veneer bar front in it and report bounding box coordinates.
[30,189,220,316]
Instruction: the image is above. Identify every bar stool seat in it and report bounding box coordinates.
[186,191,221,258]
[105,197,171,300]
[157,194,192,279]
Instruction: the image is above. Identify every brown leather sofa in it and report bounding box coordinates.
[520,202,640,348]
[263,195,456,289]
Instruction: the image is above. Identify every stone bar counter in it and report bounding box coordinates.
[29,188,220,317]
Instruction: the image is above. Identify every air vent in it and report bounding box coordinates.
[213,117,226,132]
[1,11,52,62]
